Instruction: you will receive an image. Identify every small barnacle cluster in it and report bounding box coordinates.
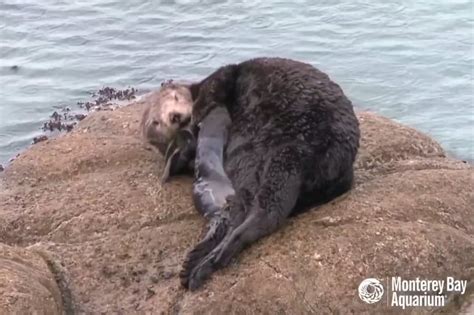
[79,86,137,112]
[161,79,175,87]
[42,111,76,133]
[35,86,138,145]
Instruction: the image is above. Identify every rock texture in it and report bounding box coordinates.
[0,243,67,314]
[0,98,473,314]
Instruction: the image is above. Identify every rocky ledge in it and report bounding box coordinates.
[0,96,473,314]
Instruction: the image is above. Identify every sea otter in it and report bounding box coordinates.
[165,57,360,290]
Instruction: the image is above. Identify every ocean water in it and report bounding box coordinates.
[0,0,472,165]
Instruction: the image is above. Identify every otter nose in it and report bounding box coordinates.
[169,112,182,125]
[170,112,191,127]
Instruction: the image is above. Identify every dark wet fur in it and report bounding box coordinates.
[179,57,360,290]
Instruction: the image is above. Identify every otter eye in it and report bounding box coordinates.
[152,120,159,126]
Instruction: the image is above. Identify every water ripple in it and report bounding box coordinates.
[0,0,472,164]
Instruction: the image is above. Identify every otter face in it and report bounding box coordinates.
[140,83,194,155]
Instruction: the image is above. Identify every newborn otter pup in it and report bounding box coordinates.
[163,107,235,218]
[192,107,235,217]
[163,107,237,274]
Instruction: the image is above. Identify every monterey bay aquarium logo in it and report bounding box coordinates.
[358,277,468,309]
[358,278,384,304]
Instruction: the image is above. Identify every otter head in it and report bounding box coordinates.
[140,81,194,155]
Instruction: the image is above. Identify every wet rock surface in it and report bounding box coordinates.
[0,96,473,314]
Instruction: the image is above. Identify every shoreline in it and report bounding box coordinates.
[0,86,143,171]
[1,94,472,171]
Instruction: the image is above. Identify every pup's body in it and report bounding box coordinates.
[160,107,234,216]
[192,107,234,218]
